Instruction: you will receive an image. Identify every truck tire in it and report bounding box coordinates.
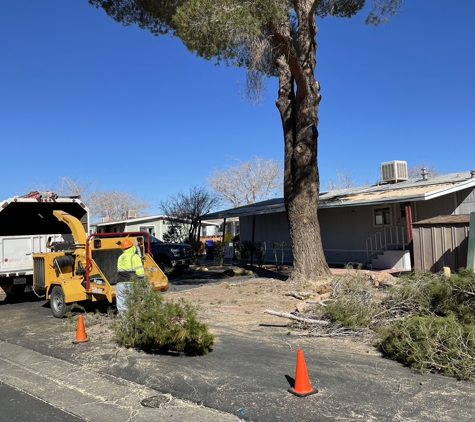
[156,256,172,273]
[50,285,72,318]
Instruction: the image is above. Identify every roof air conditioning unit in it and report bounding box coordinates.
[101,216,108,223]
[380,160,408,183]
[127,210,137,219]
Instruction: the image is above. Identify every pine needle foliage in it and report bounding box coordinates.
[376,315,475,381]
[305,268,475,380]
[113,278,215,355]
[382,269,475,324]
[375,269,475,380]
[323,270,384,328]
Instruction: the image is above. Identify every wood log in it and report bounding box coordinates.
[264,309,330,325]
[285,291,314,300]
[305,300,327,307]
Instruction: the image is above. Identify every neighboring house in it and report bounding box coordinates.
[205,161,475,272]
[94,214,177,239]
[200,221,219,237]
[201,217,239,238]
[92,214,233,242]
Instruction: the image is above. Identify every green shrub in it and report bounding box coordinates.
[237,241,253,265]
[213,241,226,266]
[224,231,234,243]
[189,240,205,264]
[254,242,266,268]
[269,241,286,268]
[114,278,215,355]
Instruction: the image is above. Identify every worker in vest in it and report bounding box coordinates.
[116,238,144,312]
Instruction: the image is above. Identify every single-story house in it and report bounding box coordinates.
[205,161,475,272]
[92,214,230,241]
[92,214,175,238]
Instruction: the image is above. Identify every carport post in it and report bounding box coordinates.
[467,212,475,271]
[222,218,226,243]
[405,203,414,268]
[250,215,256,267]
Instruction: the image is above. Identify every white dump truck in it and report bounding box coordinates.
[0,191,89,301]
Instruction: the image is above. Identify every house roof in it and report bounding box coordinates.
[95,215,223,227]
[95,214,169,226]
[413,214,472,225]
[205,170,475,219]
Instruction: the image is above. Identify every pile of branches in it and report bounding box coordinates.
[265,268,475,381]
[113,277,215,355]
[268,269,392,332]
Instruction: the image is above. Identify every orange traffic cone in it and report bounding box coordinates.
[72,314,89,344]
[288,349,318,397]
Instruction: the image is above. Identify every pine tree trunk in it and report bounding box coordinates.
[273,11,330,282]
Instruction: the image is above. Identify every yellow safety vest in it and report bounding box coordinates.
[117,246,144,283]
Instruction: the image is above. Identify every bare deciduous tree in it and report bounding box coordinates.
[207,156,283,208]
[408,162,441,179]
[323,169,360,191]
[159,186,219,242]
[92,189,150,221]
[51,177,150,222]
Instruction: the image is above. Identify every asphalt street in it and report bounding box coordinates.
[0,383,84,422]
[2,280,475,421]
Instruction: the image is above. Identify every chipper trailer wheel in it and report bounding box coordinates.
[50,285,72,318]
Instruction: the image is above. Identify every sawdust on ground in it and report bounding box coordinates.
[162,265,391,355]
[73,265,386,356]
[168,276,301,329]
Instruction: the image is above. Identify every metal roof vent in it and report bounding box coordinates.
[380,160,408,183]
[421,167,428,180]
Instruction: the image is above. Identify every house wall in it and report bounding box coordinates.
[238,186,475,268]
[240,213,293,264]
[123,222,160,237]
[414,194,457,221]
[456,188,475,214]
[413,223,469,272]
[414,188,475,221]
[97,219,170,239]
[240,204,405,266]
[319,206,376,265]
[240,206,391,266]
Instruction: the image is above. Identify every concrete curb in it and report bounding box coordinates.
[0,340,239,422]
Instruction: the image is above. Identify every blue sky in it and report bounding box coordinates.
[1,1,474,213]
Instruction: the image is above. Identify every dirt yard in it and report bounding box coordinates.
[167,265,309,324]
[63,264,394,356]
[163,264,398,355]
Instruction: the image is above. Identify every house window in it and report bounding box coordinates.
[400,203,406,218]
[139,225,155,236]
[374,207,391,226]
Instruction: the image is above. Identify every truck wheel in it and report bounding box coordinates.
[173,265,186,277]
[50,286,72,318]
[156,256,172,273]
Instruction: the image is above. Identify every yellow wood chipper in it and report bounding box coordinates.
[33,210,168,317]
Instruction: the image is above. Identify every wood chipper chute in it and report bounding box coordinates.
[33,210,168,317]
